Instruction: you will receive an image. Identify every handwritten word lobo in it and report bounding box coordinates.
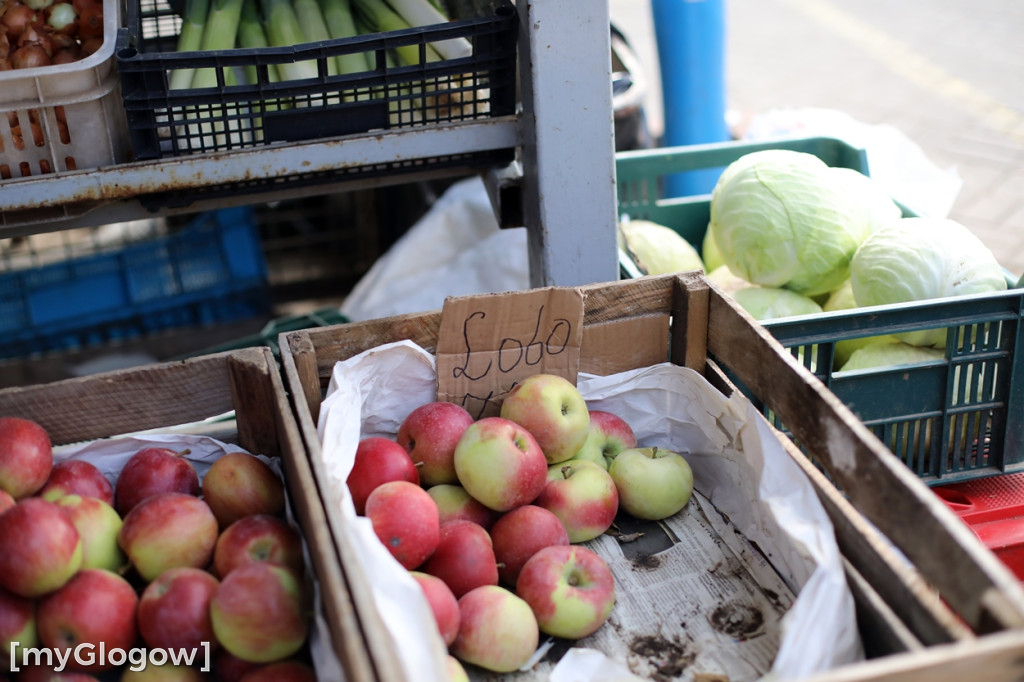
[450,305,574,419]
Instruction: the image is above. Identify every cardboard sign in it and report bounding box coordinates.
[435,287,585,419]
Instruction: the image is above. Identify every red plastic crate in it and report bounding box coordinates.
[935,472,1024,580]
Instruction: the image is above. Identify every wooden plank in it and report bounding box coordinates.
[672,271,711,372]
[702,283,1024,633]
[0,352,236,445]
[262,347,380,682]
[801,629,1024,682]
[279,346,421,682]
[228,348,282,459]
[703,359,970,647]
[841,556,926,657]
[284,330,326,426]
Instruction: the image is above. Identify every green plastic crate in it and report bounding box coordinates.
[614,136,1023,484]
[761,290,1024,484]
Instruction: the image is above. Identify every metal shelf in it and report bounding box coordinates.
[0,1,620,287]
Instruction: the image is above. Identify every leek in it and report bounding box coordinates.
[260,0,320,81]
[169,0,210,90]
[238,0,280,85]
[294,0,336,75]
[351,0,440,66]
[384,0,471,60]
[190,0,245,90]
[319,0,371,75]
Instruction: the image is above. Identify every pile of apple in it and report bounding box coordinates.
[349,373,695,677]
[0,415,317,682]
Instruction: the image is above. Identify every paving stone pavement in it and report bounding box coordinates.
[610,0,1024,279]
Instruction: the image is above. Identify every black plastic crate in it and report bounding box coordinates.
[115,0,518,160]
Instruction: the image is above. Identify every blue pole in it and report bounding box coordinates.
[651,0,729,196]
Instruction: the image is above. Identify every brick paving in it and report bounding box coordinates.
[611,0,1024,280]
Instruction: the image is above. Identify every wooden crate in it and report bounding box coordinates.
[0,347,376,682]
[277,273,1024,681]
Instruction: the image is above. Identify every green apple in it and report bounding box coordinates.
[568,410,637,470]
[500,374,590,464]
[608,446,694,521]
[516,544,615,640]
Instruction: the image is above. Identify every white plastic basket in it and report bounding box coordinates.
[0,0,129,180]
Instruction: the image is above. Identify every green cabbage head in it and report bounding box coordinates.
[710,150,872,297]
[850,217,1007,346]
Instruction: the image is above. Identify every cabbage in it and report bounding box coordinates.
[839,341,945,372]
[618,219,704,276]
[701,225,725,272]
[710,150,871,297]
[828,167,902,235]
[731,286,823,321]
[823,279,900,368]
[850,217,1007,346]
[706,265,751,294]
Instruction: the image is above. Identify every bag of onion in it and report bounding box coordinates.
[0,0,104,70]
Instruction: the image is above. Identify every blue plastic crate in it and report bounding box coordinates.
[0,207,270,360]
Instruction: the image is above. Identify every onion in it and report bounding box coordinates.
[77,32,98,56]
[17,21,53,56]
[75,0,99,38]
[23,0,52,10]
[45,1,75,33]
[50,45,76,62]
[70,0,97,16]
[10,42,49,68]
[1,4,37,39]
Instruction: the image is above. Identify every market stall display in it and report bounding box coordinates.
[0,347,366,681]
[279,273,1024,682]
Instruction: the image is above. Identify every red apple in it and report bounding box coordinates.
[53,495,127,574]
[409,571,460,647]
[569,410,637,470]
[516,544,615,639]
[213,649,261,682]
[0,498,83,598]
[0,585,36,661]
[118,492,219,583]
[0,416,53,500]
[489,505,570,587]
[450,585,538,673]
[364,480,439,570]
[114,447,200,517]
[0,490,14,515]
[16,667,101,681]
[201,452,286,529]
[137,566,220,652]
[499,374,590,464]
[238,659,316,682]
[212,514,305,579]
[396,402,475,487]
[452,417,548,512]
[425,484,499,530]
[346,437,419,516]
[535,460,618,543]
[446,655,469,682]
[39,460,115,507]
[209,563,309,664]
[118,663,207,681]
[420,519,498,598]
[36,569,138,673]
